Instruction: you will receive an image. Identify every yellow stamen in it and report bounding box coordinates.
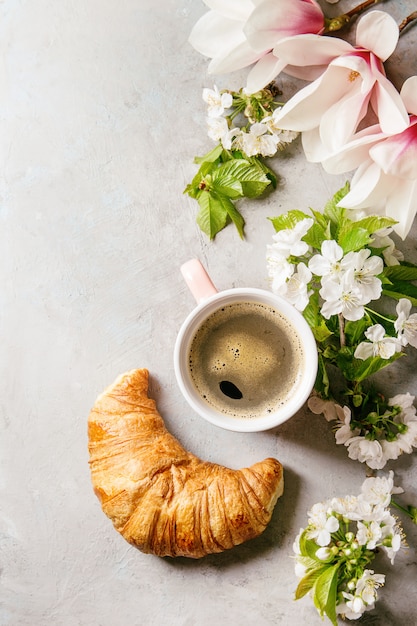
[349,70,360,82]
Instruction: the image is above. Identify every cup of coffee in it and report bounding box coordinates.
[174,259,318,432]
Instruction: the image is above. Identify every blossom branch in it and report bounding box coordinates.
[324,0,384,32]
[338,313,346,348]
[399,11,417,33]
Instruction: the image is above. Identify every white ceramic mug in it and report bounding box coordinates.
[174,259,318,432]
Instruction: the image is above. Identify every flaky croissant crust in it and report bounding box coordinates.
[88,369,284,558]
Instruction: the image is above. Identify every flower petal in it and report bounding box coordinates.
[320,125,384,174]
[189,12,245,59]
[339,161,383,209]
[209,40,264,74]
[244,0,324,52]
[370,68,409,135]
[401,76,417,116]
[273,32,352,66]
[203,0,254,21]
[245,54,287,93]
[370,122,417,179]
[385,179,417,239]
[355,10,399,61]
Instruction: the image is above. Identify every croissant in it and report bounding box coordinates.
[88,368,284,558]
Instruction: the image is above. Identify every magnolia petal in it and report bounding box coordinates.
[302,127,332,163]
[321,125,384,174]
[355,10,399,61]
[401,76,417,116]
[339,161,384,209]
[273,68,351,131]
[203,0,254,21]
[208,40,264,74]
[370,122,417,179]
[385,179,417,239]
[245,54,287,93]
[244,0,324,52]
[370,71,409,135]
[189,12,246,59]
[319,82,370,150]
[273,32,351,67]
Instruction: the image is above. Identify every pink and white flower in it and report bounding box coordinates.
[188,0,325,93]
[272,11,409,154]
[321,76,417,239]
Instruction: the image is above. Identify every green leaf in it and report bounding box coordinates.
[383,281,417,306]
[247,156,278,189]
[212,159,271,199]
[337,225,372,253]
[184,161,216,198]
[312,321,333,343]
[309,208,329,231]
[194,144,223,164]
[218,194,245,239]
[211,174,244,199]
[344,317,371,346]
[315,353,330,397]
[303,221,328,250]
[196,191,228,239]
[384,264,417,282]
[355,215,397,235]
[299,530,322,560]
[337,349,404,382]
[313,564,340,626]
[295,566,329,600]
[269,209,310,233]
[303,291,322,329]
[323,183,350,225]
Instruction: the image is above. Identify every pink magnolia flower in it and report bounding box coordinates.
[188,0,325,93]
[321,76,417,239]
[272,11,409,153]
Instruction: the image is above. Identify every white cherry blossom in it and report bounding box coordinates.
[276,262,312,311]
[307,501,339,546]
[203,85,233,117]
[266,248,294,291]
[270,218,313,258]
[395,298,417,348]
[334,404,361,444]
[371,227,404,266]
[344,436,385,469]
[354,324,401,360]
[206,115,230,142]
[360,470,402,508]
[345,248,383,301]
[241,122,279,156]
[308,239,344,282]
[320,269,366,321]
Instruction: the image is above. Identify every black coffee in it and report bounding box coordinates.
[187,301,305,419]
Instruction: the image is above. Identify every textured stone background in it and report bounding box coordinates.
[1,1,417,624]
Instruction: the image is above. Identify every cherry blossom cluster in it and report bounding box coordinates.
[190,1,417,239]
[294,472,404,623]
[202,85,298,158]
[310,392,417,469]
[266,198,417,469]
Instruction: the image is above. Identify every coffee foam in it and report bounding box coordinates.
[187,301,305,419]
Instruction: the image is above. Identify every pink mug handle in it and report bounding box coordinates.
[181,259,218,304]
